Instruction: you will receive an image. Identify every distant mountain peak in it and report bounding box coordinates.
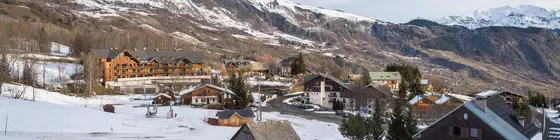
[436,5,560,29]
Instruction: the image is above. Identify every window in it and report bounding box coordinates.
[470,128,478,137]
[453,127,461,136]
[464,113,468,120]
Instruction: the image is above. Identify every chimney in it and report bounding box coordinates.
[517,116,525,127]
[474,97,487,112]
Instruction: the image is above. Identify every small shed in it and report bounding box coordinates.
[103,104,115,113]
[217,108,255,127]
[230,120,300,140]
[153,89,176,106]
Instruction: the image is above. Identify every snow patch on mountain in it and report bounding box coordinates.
[138,24,165,34]
[169,32,206,46]
[248,0,378,23]
[436,5,560,29]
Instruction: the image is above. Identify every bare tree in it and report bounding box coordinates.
[83,53,101,96]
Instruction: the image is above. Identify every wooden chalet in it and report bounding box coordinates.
[153,89,176,106]
[409,95,437,112]
[413,91,540,140]
[178,83,235,105]
[231,120,300,140]
[216,108,254,127]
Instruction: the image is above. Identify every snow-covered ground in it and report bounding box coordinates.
[51,42,71,56]
[0,83,344,140]
[245,77,292,87]
[8,54,82,87]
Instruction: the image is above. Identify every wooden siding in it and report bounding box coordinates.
[95,50,210,84]
[417,106,504,140]
[180,86,234,105]
[218,114,254,127]
[412,98,436,112]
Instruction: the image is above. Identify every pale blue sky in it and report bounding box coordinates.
[295,0,560,23]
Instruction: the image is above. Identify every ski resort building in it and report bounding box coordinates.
[303,73,354,109]
[178,83,235,105]
[90,48,211,93]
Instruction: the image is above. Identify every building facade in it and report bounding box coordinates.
[222,59,268,76]
[414,91,539,140]
[178,83,234,105]
[90,49,211,93]
[216,109,254,127]
[369,72,402,91]
[303,73,353,109]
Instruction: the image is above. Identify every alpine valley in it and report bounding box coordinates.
[1,0,559,95]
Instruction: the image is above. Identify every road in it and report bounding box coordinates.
[262,94,343,125]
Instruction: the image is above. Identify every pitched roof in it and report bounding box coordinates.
[90,49,205,64]
[425,95,440,102]
[155,93,172,99]
[279,57,297,67]
[362,83,391,97]
[224,59,251,69]
[233,120,301,140]
[486,96,539,138]
[179,83,234,96]
[303,73,351,90]
[369,72,402,80]
[216,108,254,119]
[414,96,538,140]
[91,49,124,59]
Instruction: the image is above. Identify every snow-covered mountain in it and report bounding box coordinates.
[435,5,560,29]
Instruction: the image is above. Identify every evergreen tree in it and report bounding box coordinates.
[211,74,221,86]
[22,61,36,87]
[387,84,411,140]
[228,73,249,108]
[366,98,385,140]
[38,27,51,53]
[362,68,372,86]
[339,115,369,140]
[0,54,11,82]
[404,105,419,136]
[291,53,306,75]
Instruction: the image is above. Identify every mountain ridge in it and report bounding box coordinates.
[435,5,560,29]
[1,0,559,95]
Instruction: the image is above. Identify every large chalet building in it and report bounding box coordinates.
[90,48,211,93]
[303,73,354,109]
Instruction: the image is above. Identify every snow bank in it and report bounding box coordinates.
[50,42,71,56]
[1,83,131,108]
[8,54,82,86]
[0,85,344,140]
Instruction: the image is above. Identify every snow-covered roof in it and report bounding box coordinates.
[155,93,171,99]
[408,95,424,105]
[435,95,450,105]
[475,90,499,98]
[447,93,474,101]
[178,83,234,96]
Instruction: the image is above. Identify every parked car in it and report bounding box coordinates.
[304,105,315,112]
[280,109,287,114]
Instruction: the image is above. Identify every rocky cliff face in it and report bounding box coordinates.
[3,0,560,94]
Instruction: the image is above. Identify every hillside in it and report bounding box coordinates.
[0,0,558,95]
